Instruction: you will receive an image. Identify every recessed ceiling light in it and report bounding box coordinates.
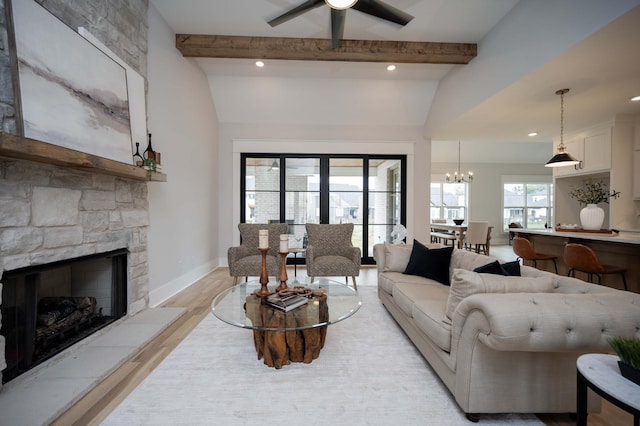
[631,95,640,102]
[386,64,396,71]
[528,132,538,137]
[255,60,265,68]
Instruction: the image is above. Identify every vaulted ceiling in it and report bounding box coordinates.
[150,1,640,163]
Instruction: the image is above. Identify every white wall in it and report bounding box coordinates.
[425,0,640,138]
[431,162,552,244]
[217,123,430,264]
[146,4,220,306]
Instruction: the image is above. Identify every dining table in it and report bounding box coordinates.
[429,222,493,254]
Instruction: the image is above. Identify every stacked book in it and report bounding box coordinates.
[262,293,308,312]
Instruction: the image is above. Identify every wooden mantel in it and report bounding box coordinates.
[0,133,166,182]
[176,34,477,65]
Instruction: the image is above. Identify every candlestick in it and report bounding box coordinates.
[279,234,289,253]
[256,247,271,297]
[259,229,269,249]
[277,251,288,291]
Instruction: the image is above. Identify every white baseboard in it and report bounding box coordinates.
[149,260,219,307]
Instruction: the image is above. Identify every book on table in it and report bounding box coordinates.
[262,293,308,312]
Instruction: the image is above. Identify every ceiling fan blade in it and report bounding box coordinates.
[351,0,414,26]
[268,0,325,27]
[330,9,347,48]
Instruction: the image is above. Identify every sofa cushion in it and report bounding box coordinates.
[393,281,449,320]
[403,240,454,285]
[445,268,555,321]
[378,271,438,295]
[412,293,452,352]
[382,242,413,272]
[450,249,500,275]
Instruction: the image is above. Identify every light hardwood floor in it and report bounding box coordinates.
[53,258,632,425]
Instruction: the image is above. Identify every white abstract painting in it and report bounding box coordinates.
[12,0,133,164]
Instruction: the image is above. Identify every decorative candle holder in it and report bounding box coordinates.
[277,252,289,291]
[256,247,271,297]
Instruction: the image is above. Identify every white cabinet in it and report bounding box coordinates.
[553,129,611,177]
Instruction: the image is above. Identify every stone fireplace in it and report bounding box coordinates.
[0,158,151,387]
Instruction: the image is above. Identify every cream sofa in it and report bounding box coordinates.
[373,242,640,421]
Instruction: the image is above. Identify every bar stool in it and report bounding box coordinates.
[563,243,628,291]
[512,236,558,273]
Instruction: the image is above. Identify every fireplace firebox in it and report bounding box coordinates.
[1,249,127,383]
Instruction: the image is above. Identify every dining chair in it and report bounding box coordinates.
[463,221,489,255]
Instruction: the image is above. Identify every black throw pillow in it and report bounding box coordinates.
[403,240,454,285]
[473,260,522,276]
[473,260,507,276]
[501,260,522,276]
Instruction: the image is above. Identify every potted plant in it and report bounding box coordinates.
[568,180,620,230]
[608,336,640,385]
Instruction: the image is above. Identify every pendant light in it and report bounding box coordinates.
[446,141,473,183]
[545,88,580,168]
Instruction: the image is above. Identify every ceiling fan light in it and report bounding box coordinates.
[325,0,358,10]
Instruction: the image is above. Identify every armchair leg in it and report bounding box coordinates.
[351,276,358,291]
[233,276,238,286]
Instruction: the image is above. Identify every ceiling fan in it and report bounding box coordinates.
[268,0,414,49]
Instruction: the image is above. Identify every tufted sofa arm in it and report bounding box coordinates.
[450,292,640,355]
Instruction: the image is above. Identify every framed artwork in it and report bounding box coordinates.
[11,0,134,164]
[78,28,147,157]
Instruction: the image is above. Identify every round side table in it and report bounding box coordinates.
[576,353,640,426]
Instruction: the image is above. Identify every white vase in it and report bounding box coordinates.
[580,204,605,230]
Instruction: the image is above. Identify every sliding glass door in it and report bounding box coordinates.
[241,154,406,263]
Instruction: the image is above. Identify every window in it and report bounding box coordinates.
[430,182,468,220]
[503,183,553,229]
[241,154,406,263]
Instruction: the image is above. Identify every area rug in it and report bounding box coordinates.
[102,287,543,426]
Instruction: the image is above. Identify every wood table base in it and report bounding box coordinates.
[245,294,328,369]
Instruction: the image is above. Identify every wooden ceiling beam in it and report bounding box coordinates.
[176,34,476,65]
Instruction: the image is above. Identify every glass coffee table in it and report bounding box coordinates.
[212,278,361,368]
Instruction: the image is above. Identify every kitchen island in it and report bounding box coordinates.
[513,228,640,293]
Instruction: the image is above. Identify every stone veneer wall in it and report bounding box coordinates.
[0,0,149,386]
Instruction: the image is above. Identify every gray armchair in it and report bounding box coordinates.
[228,223,289,285]
[305,223,361,290]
